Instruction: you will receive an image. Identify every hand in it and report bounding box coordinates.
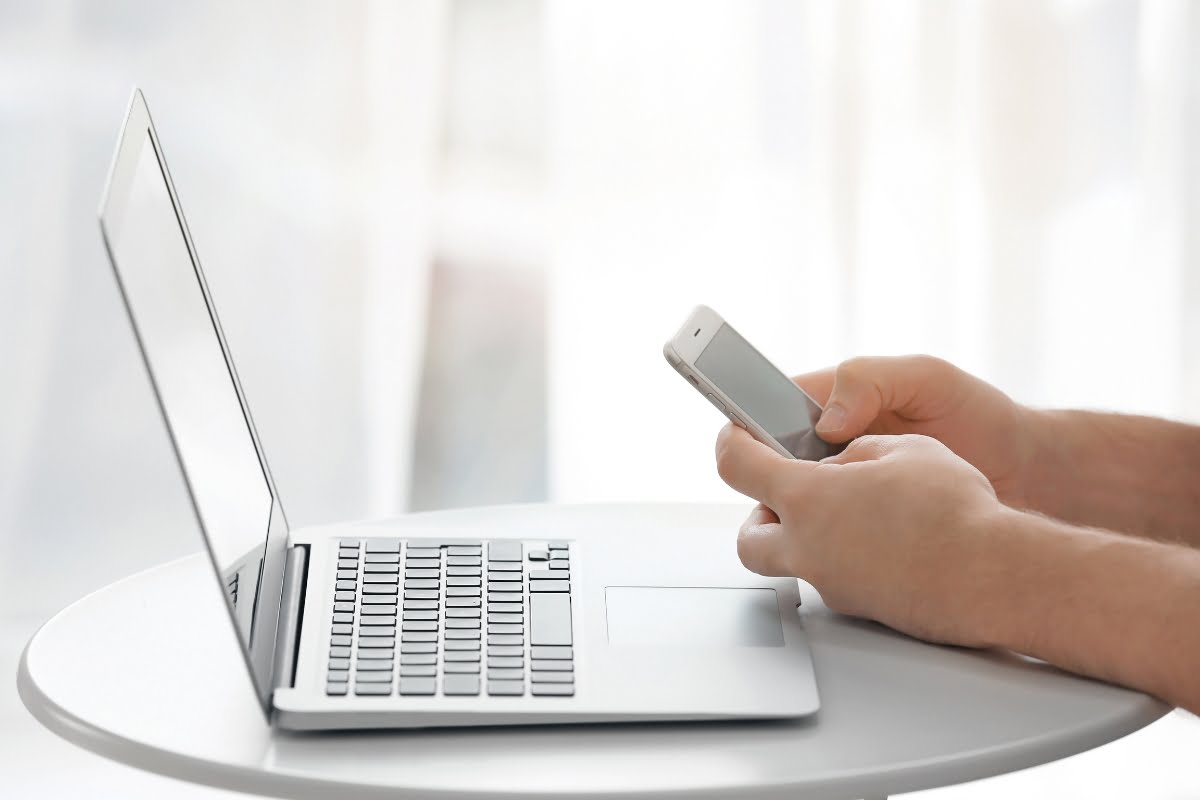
[715,424,1005,646]
[796,356,1035,508]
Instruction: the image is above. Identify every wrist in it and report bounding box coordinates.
[1011,405,1061,514]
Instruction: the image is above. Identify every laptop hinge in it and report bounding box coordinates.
[272,544,309,691]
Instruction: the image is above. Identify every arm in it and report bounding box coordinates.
[1023,410,1200,547]
[977,506,1200,714]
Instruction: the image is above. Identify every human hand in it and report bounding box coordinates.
[716,424,1005,646]
[795,355,1035,508]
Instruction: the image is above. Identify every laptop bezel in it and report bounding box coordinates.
[97,88,290,716]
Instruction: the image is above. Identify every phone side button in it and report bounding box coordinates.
[705,393,727,413]
[727,410,744,427]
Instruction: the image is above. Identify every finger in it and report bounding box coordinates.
[819,434,897,465]
[814,355,956,442]
[736,503,793,577]
[715,423,808,506]
[791,367,835,406]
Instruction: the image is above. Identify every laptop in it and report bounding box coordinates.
[97,88,820,730]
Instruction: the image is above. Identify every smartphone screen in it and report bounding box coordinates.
[695,323,839,460]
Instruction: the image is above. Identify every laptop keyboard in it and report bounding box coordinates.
[325,539,574,698]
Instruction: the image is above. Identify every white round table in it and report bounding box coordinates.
[17,504,1167,799]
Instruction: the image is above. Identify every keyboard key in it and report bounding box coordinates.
[339,538,361,548]
[364,563,400,573]
[488,668,524,681]
[404,589,440,600]
[531,659,574,672]
[355,670,394,682]
[400,652,439,666]
[328,657,350,670]
[333,602,355,613]
[530,593,573,645]
[355,660,394,671]
[487,562,523,572]
[402,620,438,632]
[362,594,399,604]
[364,554,400,565]
[444,650,481,662]
[548,560,570,571]
[400,642,437,654]
[445,629,481,640]
[446,597,481,608]
[487,573,523,584]
[444,639,481,651]
[399,678,437,695]
[404,599,440,610]
[531,646,573,660]
[405,548,440,560]
[329,646,351,659]
[532,683,574,696]
[337,559,359,570]
[529,580,570,593]
[446,619,480,630]
[489,645,523,658]
[359,636,396,648]
[446,566,482,577]
[331,623,353,635]
[335,580,357,592]
[404,568,439,579]
[355,683,393,695]
[326,682,348,696]
[488,623,523,635]
[337,548,358,560]
[443,674,480,695]
[488,613,523,625]
[403,610,438,621]
[547,541,569,551]
[447,576,482,587]
[366,539,401,553]
[528,549,549,561]
[487,584,522,594]
[359,626,397,637]
[405,558,440,569]
[447,608,481,618]
[488,680,524,696]
[530,570,566,580]
[364,584,400,595]
[488,656,524,669]
[357,648,394,660]
[488,602,524,614]
[488,634,523,646]
[331,634,352,647]
[488,541,522,562]
[334,591,356,603]
[531,671,574,683]
[404,579,439,590]
[337,570,357,581]
[446,555,482,567]
[402,631,437,642]
[332,612,354,624]
[400,665,436,677]
[363,573,399,584]
[447,545,482,556]
[361,604,398,615]
[444,661,480,673]
[360,615,397,626]
[447,587,482,597]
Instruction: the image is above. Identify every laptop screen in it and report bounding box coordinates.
[99,93,283,710]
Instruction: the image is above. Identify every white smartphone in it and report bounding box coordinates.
[664,305,842,461]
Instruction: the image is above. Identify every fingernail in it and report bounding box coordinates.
[816,403,845,434]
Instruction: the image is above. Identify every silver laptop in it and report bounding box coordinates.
[98,89,820,730]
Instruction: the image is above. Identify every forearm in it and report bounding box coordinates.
[974,507,1200,714]
[1022,409,1200,545]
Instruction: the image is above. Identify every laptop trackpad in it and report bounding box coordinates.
[604,586,784,646]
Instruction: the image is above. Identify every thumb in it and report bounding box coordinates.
[736,504,794,577]
[814,355,952,442]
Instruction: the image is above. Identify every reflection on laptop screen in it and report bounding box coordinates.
[110,133,272,642]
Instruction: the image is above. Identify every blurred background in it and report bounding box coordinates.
[2,0,1199,797]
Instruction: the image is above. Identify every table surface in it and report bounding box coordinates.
[17,503,1168,800]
